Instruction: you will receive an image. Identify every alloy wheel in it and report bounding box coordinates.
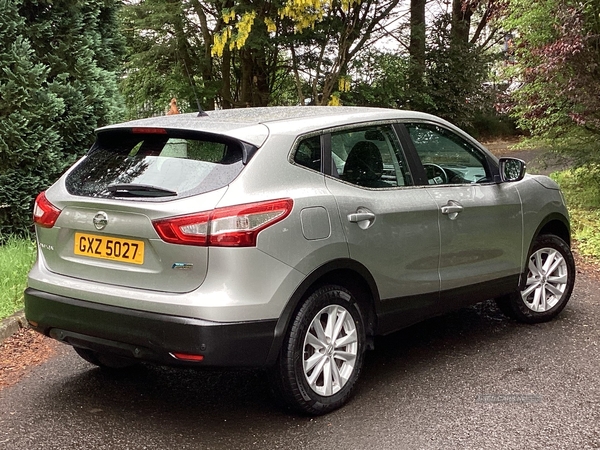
[521,247,568,312]
[302,304,358,397]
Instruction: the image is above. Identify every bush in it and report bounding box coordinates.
[0,0,124,240]
[552,166,600,259]
[0,0,64,240]
[467,111,519,140]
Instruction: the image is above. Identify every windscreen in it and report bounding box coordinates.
[66,129,245,199]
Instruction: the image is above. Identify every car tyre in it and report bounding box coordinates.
[272,285,366,415]
[496,234,575,323]
[73,347,139,369]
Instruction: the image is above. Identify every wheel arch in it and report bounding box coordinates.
[534,213,571,246]
[265,258,380,365]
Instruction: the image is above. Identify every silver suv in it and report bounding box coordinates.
[25,106,575,414]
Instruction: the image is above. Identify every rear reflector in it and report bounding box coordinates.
[33,191,62,228]
[153,198,293,247]
[171,352,205,362]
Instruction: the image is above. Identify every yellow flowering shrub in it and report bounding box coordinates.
[211,1,360,56]
[328,93,342,106]
[338,76,351,92]
[212,11,257,57]
[264,17,277,33]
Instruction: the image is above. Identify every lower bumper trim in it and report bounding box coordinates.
[25,288,277,367]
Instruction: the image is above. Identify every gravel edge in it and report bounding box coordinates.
[0,310,28,345]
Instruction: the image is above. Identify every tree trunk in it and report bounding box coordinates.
[240,50,253,107]
[452,0,474,45]
[253,46,270,106]
[290,44,305,105]
[221,47,233,109]
[408,0,426,108]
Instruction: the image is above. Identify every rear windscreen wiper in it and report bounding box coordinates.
[106,184,177,198]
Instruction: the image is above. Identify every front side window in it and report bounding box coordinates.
[66,130,245,199]
[406,123,491,185]
[330,125,411,188]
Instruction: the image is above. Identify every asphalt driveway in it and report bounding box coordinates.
[0,266,598,449]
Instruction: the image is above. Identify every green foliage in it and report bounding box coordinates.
[343,14,497,131]
[0,0,124,239]
[22,0,125,158]
[119,0,217,118]
[419,14,496,128]
[0,237,36,320]
[504,0,600,164]
[552,166,600,259]
[342,51,410,108]
[0,0,64,239]
[121,0,403,112]
[468,110,517,139]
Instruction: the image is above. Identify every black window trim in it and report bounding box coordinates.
[95,128,258,165]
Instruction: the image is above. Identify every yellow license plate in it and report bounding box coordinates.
[74,232,144,265]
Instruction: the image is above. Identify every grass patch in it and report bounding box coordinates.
[0,237,36,320]
[552,165,600,260]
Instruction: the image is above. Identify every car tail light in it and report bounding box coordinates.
[33,191,62,228]
[153,198,293,247]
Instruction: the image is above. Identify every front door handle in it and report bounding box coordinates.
[441,200,463,219]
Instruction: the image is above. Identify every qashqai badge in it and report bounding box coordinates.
[93,211,108,230]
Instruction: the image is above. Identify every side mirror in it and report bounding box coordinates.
[499,157,526,182]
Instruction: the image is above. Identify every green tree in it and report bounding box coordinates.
[21,0,125,162]
[0,0,64,239]
[120,0,286,114]
[424,13,494,128]
[268,0,402,106]
[407,0,426,110]
[504,0,600,163]
[0,0,124,238]
[120,0,402,113]
[120,0,217,117]
[342,50,409,108]
[344,8,497,130]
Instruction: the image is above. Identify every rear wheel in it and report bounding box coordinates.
[496,234,575,323]
[273,285,366,415]
[73,347,139,369]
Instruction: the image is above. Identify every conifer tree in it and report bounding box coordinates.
[20,0,125,163]
[0,0,124,238]
[0,0,63,239]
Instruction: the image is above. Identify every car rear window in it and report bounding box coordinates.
[66,129,246,199]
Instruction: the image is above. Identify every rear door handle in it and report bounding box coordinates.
[347,208,376,229]
[348,212,376,222]
[441,200,463,219]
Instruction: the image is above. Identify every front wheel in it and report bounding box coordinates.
[496,234,575,323]
[272,285,366,415]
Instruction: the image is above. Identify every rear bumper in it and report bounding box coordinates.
[24,288,277,367]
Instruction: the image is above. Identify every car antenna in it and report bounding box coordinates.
[182,59,208,117]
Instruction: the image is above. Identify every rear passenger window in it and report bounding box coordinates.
[331,125,411,188]
[294,136,321,172]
